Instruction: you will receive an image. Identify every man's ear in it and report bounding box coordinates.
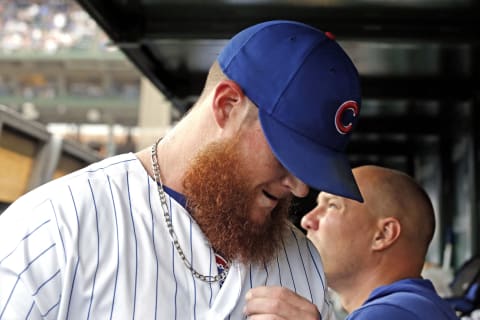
[212,80,244,128]
[372,217,401,251]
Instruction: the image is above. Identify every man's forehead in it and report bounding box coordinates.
[317,191,343,202]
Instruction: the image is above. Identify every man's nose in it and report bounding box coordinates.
[301,210,319,231]
[283,174,309,198]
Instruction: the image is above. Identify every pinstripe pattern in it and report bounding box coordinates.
[281,237,297,292]
[26,301,35,319]
[125,171,139,320]
[50,200,66,265]
[66,185,81,320]
[292,230,313,302]
[0,153,335,320]
[189,218,198,320]
[170,195,179,319]
[276,256,283,286]
[146,176,160,320]
[106,174,120,320]
[208,250,213,308]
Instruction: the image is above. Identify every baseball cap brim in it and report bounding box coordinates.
[259,109,363,202]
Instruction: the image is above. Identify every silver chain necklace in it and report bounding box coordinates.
[151,139,229,283]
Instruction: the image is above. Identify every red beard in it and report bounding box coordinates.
[182,137,291,265]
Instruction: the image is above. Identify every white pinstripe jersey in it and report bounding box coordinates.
[0,153,335,320]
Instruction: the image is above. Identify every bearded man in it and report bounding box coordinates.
[0,20,362,319]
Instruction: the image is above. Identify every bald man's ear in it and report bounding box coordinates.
[212,80,244,128]
[372,217,401,251]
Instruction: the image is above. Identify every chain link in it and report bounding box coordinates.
[151,140,229,283]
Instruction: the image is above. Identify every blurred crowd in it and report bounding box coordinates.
[0,0,140,103]
[0,0,109,54]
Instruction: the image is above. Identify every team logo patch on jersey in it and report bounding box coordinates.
[215,253,229,286]
[334,100,359,135]
[215,253,229,271]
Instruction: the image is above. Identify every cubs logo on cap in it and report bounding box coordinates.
[335,100,360,135]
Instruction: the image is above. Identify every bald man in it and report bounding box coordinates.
[244,165,458,319]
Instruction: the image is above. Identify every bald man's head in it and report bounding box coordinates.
[353,165,435,258]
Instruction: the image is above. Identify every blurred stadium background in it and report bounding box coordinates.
[0,0,172,157]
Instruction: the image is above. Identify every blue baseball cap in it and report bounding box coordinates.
[218,20,363,202]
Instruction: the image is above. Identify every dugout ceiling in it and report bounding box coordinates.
[75,0,480,173]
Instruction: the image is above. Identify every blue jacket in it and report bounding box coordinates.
[347,278,459,319]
